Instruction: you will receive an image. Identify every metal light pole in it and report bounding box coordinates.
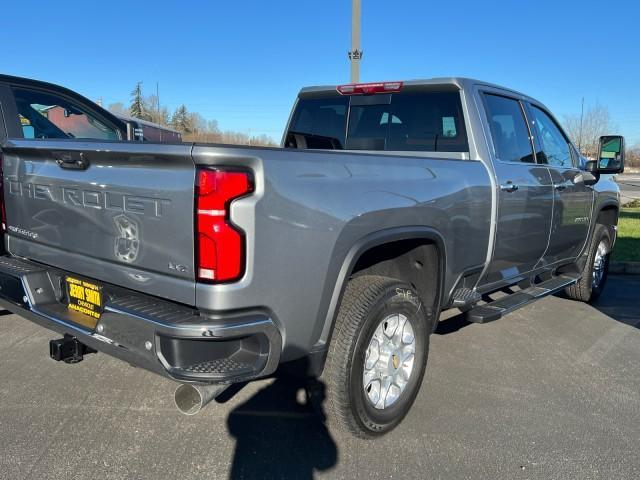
[349,0,362,83]
[578,97,585,152]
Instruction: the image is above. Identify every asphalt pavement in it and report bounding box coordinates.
[617,173,640,205]
[0,275,638,479]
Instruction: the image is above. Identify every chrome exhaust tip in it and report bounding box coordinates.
[174,383,228,415]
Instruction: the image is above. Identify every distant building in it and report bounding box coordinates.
[115,114,182,143]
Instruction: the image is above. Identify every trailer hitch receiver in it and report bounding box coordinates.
[49,334,97,364]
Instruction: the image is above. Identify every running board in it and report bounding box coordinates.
[466,274,580,324]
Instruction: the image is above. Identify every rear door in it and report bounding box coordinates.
[480,92,554,286]
[526,104,593,265]
[2,140,196,305]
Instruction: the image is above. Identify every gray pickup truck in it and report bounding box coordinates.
[0,75,625,438]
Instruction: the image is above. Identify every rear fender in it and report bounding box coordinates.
[311,227,447,354]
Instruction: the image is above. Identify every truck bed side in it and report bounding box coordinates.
[191,145,493,359]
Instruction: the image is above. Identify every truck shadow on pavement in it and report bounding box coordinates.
[434,310,471,334]
[591,274,640,329]
[434,275,640,335]
[224,372,338,479]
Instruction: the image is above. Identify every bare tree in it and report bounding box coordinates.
[144,95,170,126]
[626,144,640,169]
[563,104,616,159]
[107,102,128,116]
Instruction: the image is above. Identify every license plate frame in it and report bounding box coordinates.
[65,276,104,329]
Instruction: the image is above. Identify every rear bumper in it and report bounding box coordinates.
[0,255,282,384]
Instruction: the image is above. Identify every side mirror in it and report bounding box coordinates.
[596,135,625,174]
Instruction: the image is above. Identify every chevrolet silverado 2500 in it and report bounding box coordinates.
[0,75,625,437]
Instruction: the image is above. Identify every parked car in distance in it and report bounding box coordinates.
[0,75,625,438]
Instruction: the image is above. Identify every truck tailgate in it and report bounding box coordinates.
[1,140,197,305]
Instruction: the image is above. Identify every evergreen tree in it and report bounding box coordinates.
[171,105,192,133]
[129,82,150,120]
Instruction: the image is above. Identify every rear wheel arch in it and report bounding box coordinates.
[350,239,443,324]
[316,228,447,354]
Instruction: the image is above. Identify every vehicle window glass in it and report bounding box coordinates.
[530,105,573,168]
[285,97,348,149]
[12,87,119,140]
[385,91,467,152]
[483,94,535,163]
[346,103,390,150]
[286,91,468,152]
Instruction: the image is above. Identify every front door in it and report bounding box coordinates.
[526,104,594,266]
[480,93,554,286]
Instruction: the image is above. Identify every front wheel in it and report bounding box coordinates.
[321,275,432,438]
[565,224,611,303]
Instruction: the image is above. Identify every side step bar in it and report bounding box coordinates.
[466,273,580,324]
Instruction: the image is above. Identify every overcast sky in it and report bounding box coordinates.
[3,0,638,144]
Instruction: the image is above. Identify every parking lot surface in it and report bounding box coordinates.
[618,173,640,204]
[0,275,638,479]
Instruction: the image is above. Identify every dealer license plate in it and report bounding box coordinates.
[65,276,104,328]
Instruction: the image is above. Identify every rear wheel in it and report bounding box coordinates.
[321,275,432,438]
[565,224,611,303]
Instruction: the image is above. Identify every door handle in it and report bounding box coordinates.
[500,182,519,193]
[554,183,567,191]
[53,151,89,170]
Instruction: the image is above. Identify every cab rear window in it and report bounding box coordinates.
[285,90,468,152]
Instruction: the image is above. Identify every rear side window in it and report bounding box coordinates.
[483,94,535,163]
[285,90,468,152]
[12,87,119,140]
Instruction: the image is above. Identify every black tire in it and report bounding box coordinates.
[321,275,432,438]
[565,224,611,303]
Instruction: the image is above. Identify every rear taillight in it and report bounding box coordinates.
[337,81,403,95]
[0,154,5,232]
[195,168,253,282]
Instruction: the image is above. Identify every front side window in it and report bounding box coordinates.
[529,105,573,168]
[483,93,535,163]
[13,87,119,140]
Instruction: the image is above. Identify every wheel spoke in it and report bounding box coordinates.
[377,377,393,409]
[401,318,414,345]
[385,383,401,408]
[401,354,414,380]
[365,338,380,370]
[401,343,415,360]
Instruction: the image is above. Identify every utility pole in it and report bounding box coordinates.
[156,82,160,114]
[348,0,362,83]
[578,97,585,152]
